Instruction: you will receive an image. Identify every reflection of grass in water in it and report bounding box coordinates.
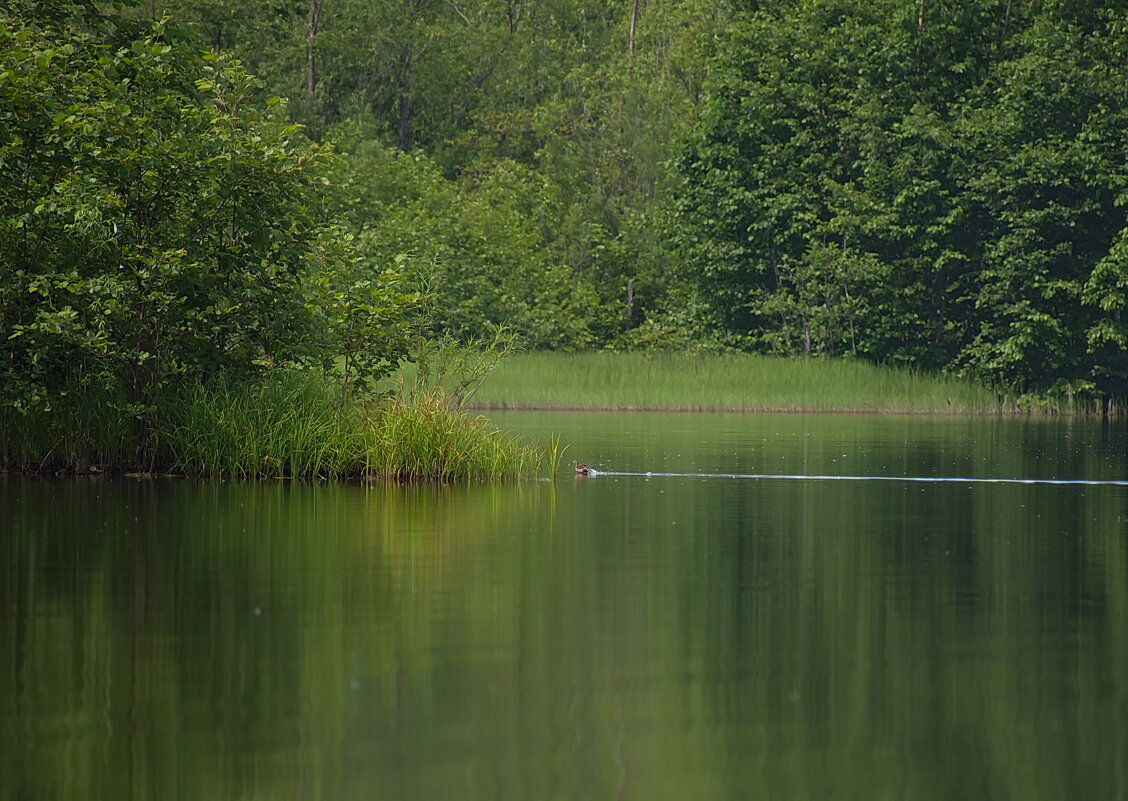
[471,352,1002,414]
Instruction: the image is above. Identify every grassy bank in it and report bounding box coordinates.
[470,352,1004,414]
[1,372,553,481]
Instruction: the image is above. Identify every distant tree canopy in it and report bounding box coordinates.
[151,0,724,351]
[676,0,1128,399]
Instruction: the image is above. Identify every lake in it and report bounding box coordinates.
[3,411,1128,800]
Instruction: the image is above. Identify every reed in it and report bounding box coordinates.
[359,391,544,482]
[158,372,361,479]
[2,371,550,480]
[160,374,548,481]
[470,352,1004,414]
[543,434,570,478]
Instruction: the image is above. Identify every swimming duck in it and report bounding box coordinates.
[572,459,591,475]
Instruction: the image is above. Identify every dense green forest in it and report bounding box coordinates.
[3,0,1128,434]
[678,0,1128,405]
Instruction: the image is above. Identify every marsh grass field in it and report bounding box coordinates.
[470,352,1005,414]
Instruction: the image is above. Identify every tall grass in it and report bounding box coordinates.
[359,392,546,481]
[158,372,360,479]
[471,352,1004,414]
[2,371,555,481]
[159,373,551,481]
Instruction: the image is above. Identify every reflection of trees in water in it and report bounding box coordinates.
[692,473,1128,799]
[3,429,1128,799]
[0,479,553,799]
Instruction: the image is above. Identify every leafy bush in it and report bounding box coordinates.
[0,2,413,461]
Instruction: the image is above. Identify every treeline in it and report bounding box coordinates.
[4,0,1128,412]
[151,0,1128,403]
[678,0,1128,404]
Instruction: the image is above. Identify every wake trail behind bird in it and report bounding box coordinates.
[586,470,1128,487]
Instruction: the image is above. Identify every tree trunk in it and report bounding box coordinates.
[395,36,432,150]
[916,0,925,58]
[307,0,323,101]
[397,70,412,150]
[628,0,639,54]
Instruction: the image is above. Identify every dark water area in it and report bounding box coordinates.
[3,412,1128,800]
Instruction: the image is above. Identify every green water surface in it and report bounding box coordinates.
[3,412,1128,800]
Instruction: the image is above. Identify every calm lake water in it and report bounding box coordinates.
[3,411,1128,800]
